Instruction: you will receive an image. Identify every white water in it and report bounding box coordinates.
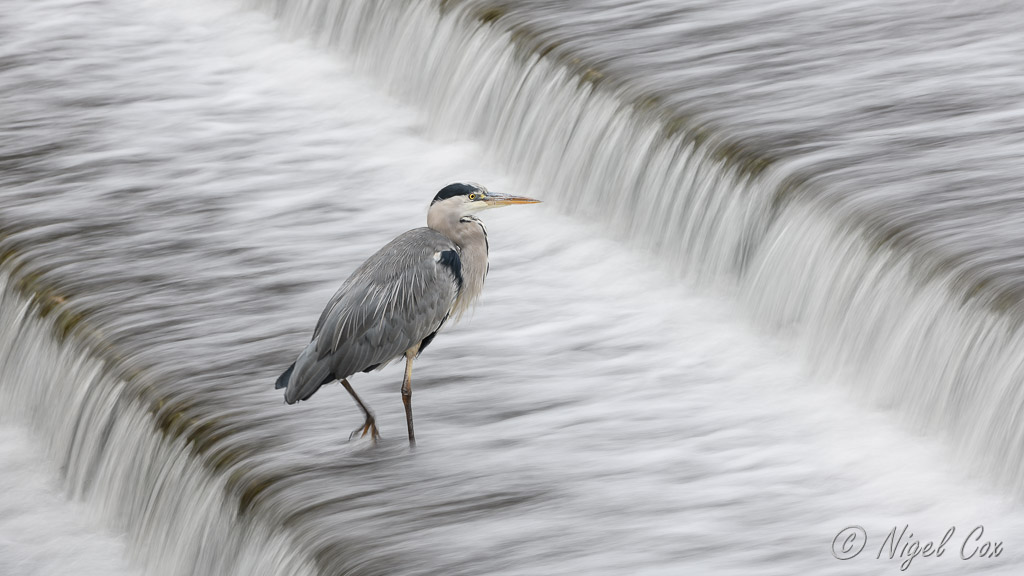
[0,426,141,576]
[1,0,1024,575]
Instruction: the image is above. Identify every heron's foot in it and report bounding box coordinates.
[349,416,380,443]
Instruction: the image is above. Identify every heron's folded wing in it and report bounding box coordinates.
[312,228,461,379]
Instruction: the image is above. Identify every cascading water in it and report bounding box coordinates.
[3,0,1024,574]
[253,0,1024,492]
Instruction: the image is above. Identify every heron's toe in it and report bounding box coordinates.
[349,417,380,444]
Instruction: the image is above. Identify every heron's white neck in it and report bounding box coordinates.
[427,200,488,319]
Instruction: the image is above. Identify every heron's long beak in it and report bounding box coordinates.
[483,193,541,207]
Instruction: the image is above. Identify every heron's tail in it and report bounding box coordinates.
[275,362,295,390]
[280,342,335,404]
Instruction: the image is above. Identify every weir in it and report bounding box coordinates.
[251,0,1024,490]
[0,265,315,576]
[2,0,1024,574]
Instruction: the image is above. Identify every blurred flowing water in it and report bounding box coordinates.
[2,0,1024,574]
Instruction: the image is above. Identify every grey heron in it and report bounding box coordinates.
[275,182,540,447]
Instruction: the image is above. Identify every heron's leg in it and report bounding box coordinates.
[401,348,418,448]
[341,378,379,442]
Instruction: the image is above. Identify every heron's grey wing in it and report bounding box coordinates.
[318,228,461,374]
[284,228,460,403]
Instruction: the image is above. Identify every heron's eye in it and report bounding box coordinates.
[468,193,477,200]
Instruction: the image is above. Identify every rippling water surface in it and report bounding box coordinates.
[2,0,1024,574]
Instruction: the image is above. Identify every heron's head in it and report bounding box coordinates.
[430,183,540,218]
